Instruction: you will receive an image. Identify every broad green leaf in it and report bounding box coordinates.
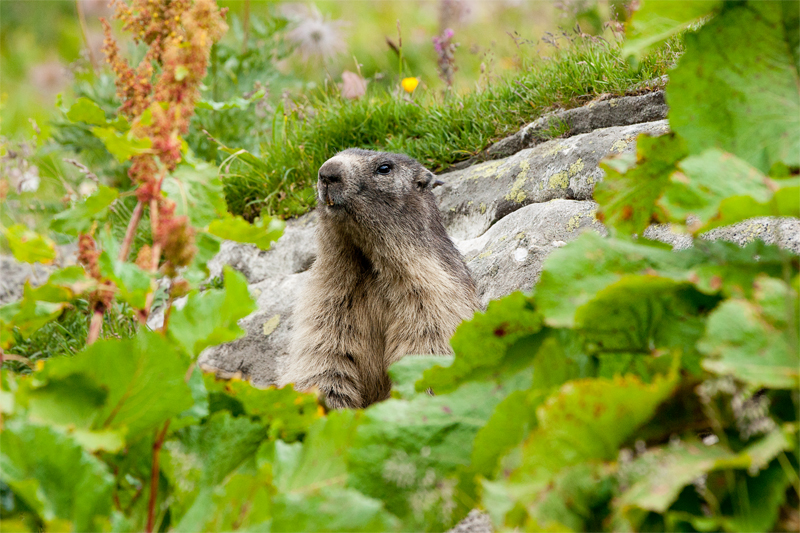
[348,381,515,531]
[575,275,714,377]
[622,0,719,61]
[0,283,68,348]
[271,487,400,533]
[711,182,800,230]
[596,133,688,235]
[204,374,322,442]
[418,292,544,393]
[0,419,114,531]
[163,161,228,229]
[485,372,678,528]
[97,251,152,309]
[615,425,795,530]
[515,371,678,480]
[25,330,194,438]
[164,411,266,528]
[535,233,788,328]
[388,356,448,399]
[699,276,799,389]
[173,365,210,431]
[167,266,256,357]
[472,331,594,478]
[666,461,794,533]
[470,389,541,478]
[65,97,107,126]
[616,440,743,515]
[3,224,56,264]
[660,149,797,230]
[269,410,360,493]
[668,1,800,172]
[91,126,152,163]
[207,215,285,251]
[188,469,273,532]
[50,184,119,236]
[47,265,95,294]
[522,463,613,531]
[534,233,676,327]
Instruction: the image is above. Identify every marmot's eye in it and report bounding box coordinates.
[376,164,392,175]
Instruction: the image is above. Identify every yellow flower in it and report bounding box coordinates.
[401,77,419,93]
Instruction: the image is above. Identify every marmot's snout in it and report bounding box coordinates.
[318,159,346,207]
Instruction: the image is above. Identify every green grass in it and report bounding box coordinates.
[222,36,682,220]
[3,300,139,373]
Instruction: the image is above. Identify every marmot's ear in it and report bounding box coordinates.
[415,170,443,190]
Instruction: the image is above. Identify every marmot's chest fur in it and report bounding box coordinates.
[279,149,479,409]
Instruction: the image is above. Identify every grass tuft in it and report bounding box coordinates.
[222,36,682,219]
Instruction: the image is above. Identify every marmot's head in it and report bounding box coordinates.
[317,149,439,218]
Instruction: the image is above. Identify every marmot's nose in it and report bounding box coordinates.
[318,160,344,185]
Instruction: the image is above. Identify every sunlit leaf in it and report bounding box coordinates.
[50,185,119,236]
[668,1,800,172]
[0,419,114,531]
[167,266,256,357]
[207,215,285,251]
[91,126,152,162]
[65,97,107,126]
[3,224,56,264]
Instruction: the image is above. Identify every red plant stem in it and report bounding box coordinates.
[119,200,145,262]
[146,420,170,533]
[141,198,163,321]
[86,307,105,345]
[161,295,174,334]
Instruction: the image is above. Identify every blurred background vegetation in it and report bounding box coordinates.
[2,0,670,232]
[1,0,630,136]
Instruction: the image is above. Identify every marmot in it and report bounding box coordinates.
[278,149,479,408]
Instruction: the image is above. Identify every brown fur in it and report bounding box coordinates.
[278,149,479,408]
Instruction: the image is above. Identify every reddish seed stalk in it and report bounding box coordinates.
[119,200,145,262]
[86,308,105,345]
[161,295,174,334]
[141,197,163,322]
[146,420,170,533]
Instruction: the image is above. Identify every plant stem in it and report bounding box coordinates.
[146,420,170,533]
[75,0,99,72]
[119,201,144,262]
[86,307,104,345]
[241,0,250,55]
[161,294,174,335]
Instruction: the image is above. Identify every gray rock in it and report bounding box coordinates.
[436,120,670,241]
[207,211,318,285]
[645,218,800,255]
[459,199,606,306]
[198,271,308,386]
[0,243,78,305]
[447,510,493,533]
[486,91,668,159]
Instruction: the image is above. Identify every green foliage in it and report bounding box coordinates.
[223,36,681,219]
[3,225,56,264]
[207,215,286,251]
[2,1,799,532]
[167,266,256,358]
